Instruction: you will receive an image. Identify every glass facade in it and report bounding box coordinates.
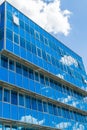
[0,1,87,130]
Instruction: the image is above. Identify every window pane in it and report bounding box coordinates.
[14,33,19,44]
[40,74,44,84]
[0,86,2,101]
[4,88,10,103]
[37,48,41,57]
[53,105,58,116]
[4,125,10,130]
[25,96,31,108]
[9,59,14,71]
[6,28,13,41]
[37,99,43,112]
[28,68,34,80]
[34,71,39,82]
[45,77,49,86]
[16,62,22,74]
[31,97,37,110]
[20,37,25,48]
[1,55,8,68]
[26,41,32,52]
[48,103,53,114]
[11,90,18,105]
[19,93,24,106]
[43,101,48,113]
[23,65,28,77]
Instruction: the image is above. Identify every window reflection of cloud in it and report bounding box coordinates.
[55,122,71,129]
[20,115,45,125]
[73,123,84,130]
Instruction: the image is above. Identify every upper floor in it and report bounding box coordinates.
[0,1,87,90]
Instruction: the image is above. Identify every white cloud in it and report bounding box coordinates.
[7,0,71,36]
[60,55,78,67]
[84,79,87,84]
[56,122,71,129]
[56,74,64,79]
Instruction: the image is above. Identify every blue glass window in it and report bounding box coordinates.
[25,23,29,32]
[44,38,49,46]
[31,44,36,55]
[7,11,12,21]
[12,126,17,130]
[47,54,51,63]
[57,107,62,116]
[6,28,13,41]
[28,68,34,80]
[4,88,10,103]
[42,50,47,61]
[19,93,24,106]
[45,77,49,86]
[1,55,8,68]
[14,33,19,44]
[29,27,34,36]
[26,41,32,52]
[23,65,28,77]
[34,71,39,81]
[0,86,2,101]
[4,125,10,130]
[16,62,22,74]
[50,79,54,88]
[11,91,18,105]
[37,99,43,112]
[48,103,53,114]
[20,20,24,29]
[35,31,40,40]
[31,97,37,110]
[20,37,25,48]
[53,105,58,116]
[43,101,48,113]
[37,47,42,57]
[25,95,31,108]
[9,59,14,71]
[40,34,44,43]
[40,74,45,85]
[0,28,4,41]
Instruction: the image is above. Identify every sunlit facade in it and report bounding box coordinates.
[0,1,87,130]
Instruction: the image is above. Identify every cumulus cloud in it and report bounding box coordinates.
[60,55,78,67]
[6,0,71,36]
[56,74,64,79]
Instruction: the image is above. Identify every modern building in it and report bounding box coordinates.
[0,0,87,129]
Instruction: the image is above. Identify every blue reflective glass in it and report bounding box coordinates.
[14,33,19,44]
[4,125,10,130]
[9,59,14,71]
[25,96,31,108]
[16,62,22,74]
[4,88,10,102]
[31,98,37,110]
[37,48,41,57]
[1,55,8,68]
[19,93,24,106]
[48,103,53,114]
[28,68,34,80]
[34,71,39,81]
[0,86,2,101]
[20,37,25,48]
[40,74,44,84]
[11,90,18,105]
[0,28,4,41]
[23,65,28,77]
[37,99,43,112]
[43,101,48,113]
[6,28,13,41]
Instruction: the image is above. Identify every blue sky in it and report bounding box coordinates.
[57,0,87,73]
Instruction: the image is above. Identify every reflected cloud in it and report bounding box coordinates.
[20,115,45,125]
[56,74,64,79]
[55,122,71,129]
[60,55,78,67]
[73,123,84,130]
